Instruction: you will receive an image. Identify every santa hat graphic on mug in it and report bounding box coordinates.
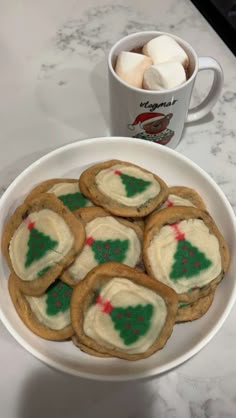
[128,112,167,130]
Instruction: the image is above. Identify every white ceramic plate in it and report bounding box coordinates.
[0,137,236,381]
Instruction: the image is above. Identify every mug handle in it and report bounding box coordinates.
[186,57,223,123]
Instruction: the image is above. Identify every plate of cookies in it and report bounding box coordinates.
[0,137,235,381]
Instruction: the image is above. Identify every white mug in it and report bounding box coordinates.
[108,31,223,148]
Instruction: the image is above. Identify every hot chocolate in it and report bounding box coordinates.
[115,35,191,91]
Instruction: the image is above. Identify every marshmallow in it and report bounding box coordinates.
[143,61,186,91]
[143,35,189,68]
[115,51,152,88]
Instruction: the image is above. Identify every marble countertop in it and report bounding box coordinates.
[1,0,236,417]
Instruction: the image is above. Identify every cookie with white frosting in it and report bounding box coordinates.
[145,186,206,223]
[143,206,230,303]
[159,186,206,210]
[9,274,74,340]
[176,290,215,323]
[79,160,168,218]
[71,262,178,360]
[146,186,206,220]
[25,178,93,211]
[2,194,85,296]
[61,206,143,286]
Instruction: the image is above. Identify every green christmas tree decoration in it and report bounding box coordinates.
[91,239,129,264]
[110,304,153,345]
[46,279,72,316]
[25,227,58,268]
[58,192,89,211]
[119,173,151,197]
[170,238,212,281]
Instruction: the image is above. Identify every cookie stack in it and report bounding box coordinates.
[2,159,230,360]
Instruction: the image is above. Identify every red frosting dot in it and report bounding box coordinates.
[189,250,194,256]
[117,313,122,318]
[133,329,139,334]
[125,323,131,328]
[102,301,113,314]
[176,232,185,241]
[95,294,102,304]
[27,221,35,231]
[125,311,131,317]
[182,258,187,264]
[65,291,71,297]
[85,236,94,246]
[182,245,187,250]
[55,301,61,307]
[53,292,58,298]
[138,316,143,321]
[105,244,110,249]
[115,248,120,253]
[167,199,174,207]
[182,268,187,274]
[103,253,108,258]
[194,261,200,267]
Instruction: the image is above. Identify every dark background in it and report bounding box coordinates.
[191,0,236,55]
